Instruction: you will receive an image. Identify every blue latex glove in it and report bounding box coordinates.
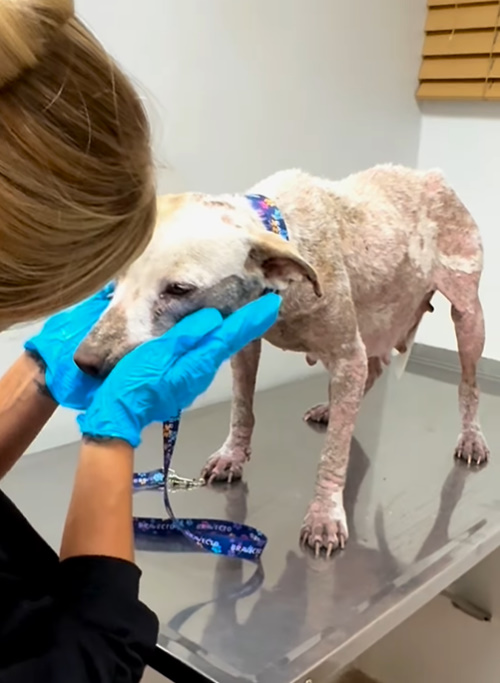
[78,293,281,447]
[24,285,113,409]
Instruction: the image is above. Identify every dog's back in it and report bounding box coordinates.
[257,164,482,359]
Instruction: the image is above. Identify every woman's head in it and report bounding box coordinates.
[0,0,156,327]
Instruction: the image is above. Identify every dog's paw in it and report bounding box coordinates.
[300,496,348,558]
[455,428,489,467]
[201,446,250,484]
[303,403,329,424]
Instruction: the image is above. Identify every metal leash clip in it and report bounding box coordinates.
[167,469,206,490]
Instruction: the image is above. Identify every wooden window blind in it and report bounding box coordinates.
[417,1,500,100]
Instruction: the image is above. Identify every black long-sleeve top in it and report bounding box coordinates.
[0,490,159,682]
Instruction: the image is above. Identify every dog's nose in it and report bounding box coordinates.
[74,352,106,378]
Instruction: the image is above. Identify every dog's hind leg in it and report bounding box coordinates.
[429,174,488,465]
[202,339,261,483]
[437,270,488,466]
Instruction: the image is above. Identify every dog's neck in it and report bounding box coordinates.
[245,193,289,241]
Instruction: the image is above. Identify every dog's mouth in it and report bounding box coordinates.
[74,274,271,379]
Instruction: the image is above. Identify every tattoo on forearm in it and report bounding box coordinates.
[24,350,55,401]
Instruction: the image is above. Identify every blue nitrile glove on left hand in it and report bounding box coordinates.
[78,293,281,448]
[24,285,113,410]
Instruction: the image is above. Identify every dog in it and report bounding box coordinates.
[74,164,488,556]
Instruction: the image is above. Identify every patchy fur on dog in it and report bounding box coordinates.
[74,164,488,556]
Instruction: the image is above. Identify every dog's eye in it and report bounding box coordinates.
[160,283,196,298]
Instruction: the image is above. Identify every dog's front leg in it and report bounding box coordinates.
[301,335,367,557]
[202,339,261,484]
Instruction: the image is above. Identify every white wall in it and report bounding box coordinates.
[417,102,500,361]
[3,0,424,453]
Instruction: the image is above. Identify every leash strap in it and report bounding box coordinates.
[132,418,267,562]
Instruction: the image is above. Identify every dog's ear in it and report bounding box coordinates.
[246,232,322,297]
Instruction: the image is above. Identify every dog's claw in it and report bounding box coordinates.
[303,404,329,425]
[202,446,249,484]
[300,498,349,557]
[454,429,489,468]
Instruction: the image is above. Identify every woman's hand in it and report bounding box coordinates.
[78,293,281,447]
[24,285,113,409]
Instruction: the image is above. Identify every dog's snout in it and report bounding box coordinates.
[74,351,107,379]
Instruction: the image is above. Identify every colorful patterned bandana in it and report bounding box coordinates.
[245,193,289,241]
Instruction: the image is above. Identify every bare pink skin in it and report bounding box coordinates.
[201,340,261,483]
[76,164,488,557]
[202,165,488,555]
[440,274,486,465]
[303,356,385,425]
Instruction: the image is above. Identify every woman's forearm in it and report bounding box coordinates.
[0,355,136,562]
[60,439,135,562]
[0,353,57,479]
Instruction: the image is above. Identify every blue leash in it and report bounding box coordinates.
[132,194,288,563]
[132,418,267,561]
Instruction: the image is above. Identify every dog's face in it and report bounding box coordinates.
[74,193,320,377]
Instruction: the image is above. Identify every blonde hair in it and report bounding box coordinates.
[0,0,156,326]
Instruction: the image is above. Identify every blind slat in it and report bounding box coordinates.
[428,0,498,7]
[423,30,500,56]
[420,57,491,79]
[420,57,500,80]
[417,80,500,100]
[417,81,486,99]
[485,81,500,97]
[426,5,500,32]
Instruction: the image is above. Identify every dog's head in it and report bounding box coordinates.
[74,193,321,377]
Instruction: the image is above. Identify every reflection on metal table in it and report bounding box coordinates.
[4,352,500,683]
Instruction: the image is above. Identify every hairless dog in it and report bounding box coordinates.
[75,164,488,556]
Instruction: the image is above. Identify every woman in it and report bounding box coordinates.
[0,2,280,682]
